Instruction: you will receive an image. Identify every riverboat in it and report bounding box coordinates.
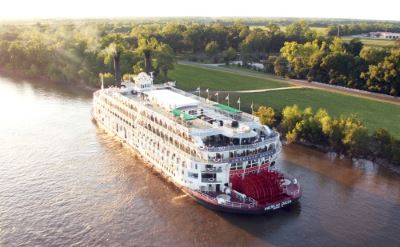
[92,72,301,214]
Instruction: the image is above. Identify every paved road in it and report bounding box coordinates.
[179,61,400,106]
[211,86,304,93]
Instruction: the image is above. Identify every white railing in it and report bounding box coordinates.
[208,150,275,164]
[193,190,257,209]
[203,134,278,152]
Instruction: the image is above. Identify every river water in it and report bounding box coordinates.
[0,76,400,247]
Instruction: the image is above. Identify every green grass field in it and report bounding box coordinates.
[169,64,400,139]
[238,89,400,138]
[342,36,396,47]
[250,25,327,35]
[169,64,290,91]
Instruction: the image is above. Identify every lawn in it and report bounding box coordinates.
[238,88,400,138]
[342,36,396,48]
[279,26,328,35]
[168,64,290,91]
[170,64,400,139]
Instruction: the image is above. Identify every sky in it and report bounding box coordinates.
[0,0,399,21]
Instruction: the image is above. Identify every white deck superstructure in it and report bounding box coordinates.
[92,72,284,206]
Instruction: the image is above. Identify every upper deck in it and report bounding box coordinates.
[95,72,278,149]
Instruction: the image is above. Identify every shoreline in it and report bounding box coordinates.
[0,68,98,93]
[285,140,400,175]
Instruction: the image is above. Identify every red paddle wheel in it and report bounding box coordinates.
[231,171,285,205]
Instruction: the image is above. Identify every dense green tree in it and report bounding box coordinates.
[209,22,228,50]
[255,106,276,126]
[205,41,220,61]
[280,40,326,80]
[101,34,129,85]
[135,37,160,74]
[370,128,394,159]
[321,52,355,85]
[265,23,285,52]
[362,49,400,96]
[280,105,303,135]
[344,38,363,56]
[227,21,249,50]
[240,28,270,58]
[154,43,175,78]
[161,23,186,53]
[222,47,236,65]
[263,56,277,73]
[360,47,388,65]
[273,56,287,76]
[183,24,205,53]
[285,21,317,43]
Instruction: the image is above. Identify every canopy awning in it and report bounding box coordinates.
[171,108,197,121]
[213,103,241,114]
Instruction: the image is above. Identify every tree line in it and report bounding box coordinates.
[0,20,399,95]
[0,20,324,86]
[255,105,400,165]
[327,23,400,36]
[0,22,176,87]
[276,37,400,96]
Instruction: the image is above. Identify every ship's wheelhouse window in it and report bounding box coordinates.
[203,135,237,147]
[188,172,198,179]
[202,173,216,182]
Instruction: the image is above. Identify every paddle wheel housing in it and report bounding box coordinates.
[230,171,286,205]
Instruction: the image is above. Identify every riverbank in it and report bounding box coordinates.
[285,140,400,175]
[0,68,98,93]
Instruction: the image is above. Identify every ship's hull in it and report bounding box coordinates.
[193,195,300,214]
[183,184,301,215]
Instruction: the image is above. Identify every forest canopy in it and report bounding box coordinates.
[0,19,399,95]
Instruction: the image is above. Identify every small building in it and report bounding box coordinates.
[369,32,400,40]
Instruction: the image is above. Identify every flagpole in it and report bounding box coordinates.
[207,89,210,100]
[198,86,201,97]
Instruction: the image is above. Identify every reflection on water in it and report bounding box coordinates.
[0,76,399,247]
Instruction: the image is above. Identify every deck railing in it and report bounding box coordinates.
[208,150,275,164]
[193,190,257,209]
[202,134,278,152]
